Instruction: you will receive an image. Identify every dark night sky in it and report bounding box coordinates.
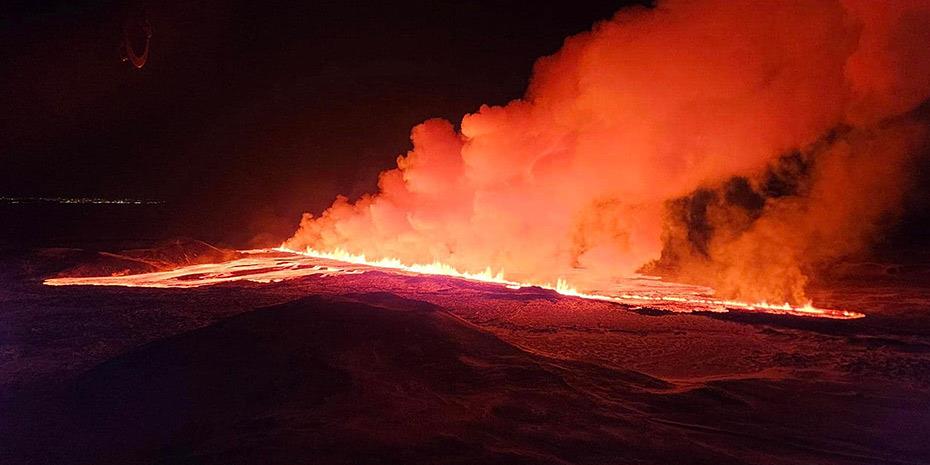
[1,0,646,245]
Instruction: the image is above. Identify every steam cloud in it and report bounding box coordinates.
[287,0,930,304]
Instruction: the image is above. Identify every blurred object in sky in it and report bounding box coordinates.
[120,9,151,69]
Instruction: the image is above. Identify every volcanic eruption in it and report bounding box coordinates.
[280,0,930,307]
[10,1,930,464]
[40,0,930,319]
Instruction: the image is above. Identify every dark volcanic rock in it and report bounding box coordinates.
[5,295,685,465]
[5,292,929,465]
[3,249,930,465]
[0,239,240,284]
[55,239,241,278]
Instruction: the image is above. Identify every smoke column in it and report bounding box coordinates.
[286,0,930,304]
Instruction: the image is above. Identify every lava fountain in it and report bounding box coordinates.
[43,0,930,323]
[284,0,930,307]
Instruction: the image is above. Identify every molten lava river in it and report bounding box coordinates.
[43,247,863,319]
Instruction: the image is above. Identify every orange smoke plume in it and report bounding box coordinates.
[286,0,930,304]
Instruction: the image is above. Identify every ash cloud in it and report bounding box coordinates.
[287,0,930,304]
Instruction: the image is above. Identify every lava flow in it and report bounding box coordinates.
[281,0,930,312]
[43,247,863,319]
[41,0,930,324]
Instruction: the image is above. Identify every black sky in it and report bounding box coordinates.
[1,0,646,245]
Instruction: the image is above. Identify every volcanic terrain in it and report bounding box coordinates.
[2,242,929,465]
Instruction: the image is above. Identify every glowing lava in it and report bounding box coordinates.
[43,247,863,319]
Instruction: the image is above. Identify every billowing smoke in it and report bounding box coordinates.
[286,0,930,304]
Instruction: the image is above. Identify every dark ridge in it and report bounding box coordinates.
[2,294,687,465]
